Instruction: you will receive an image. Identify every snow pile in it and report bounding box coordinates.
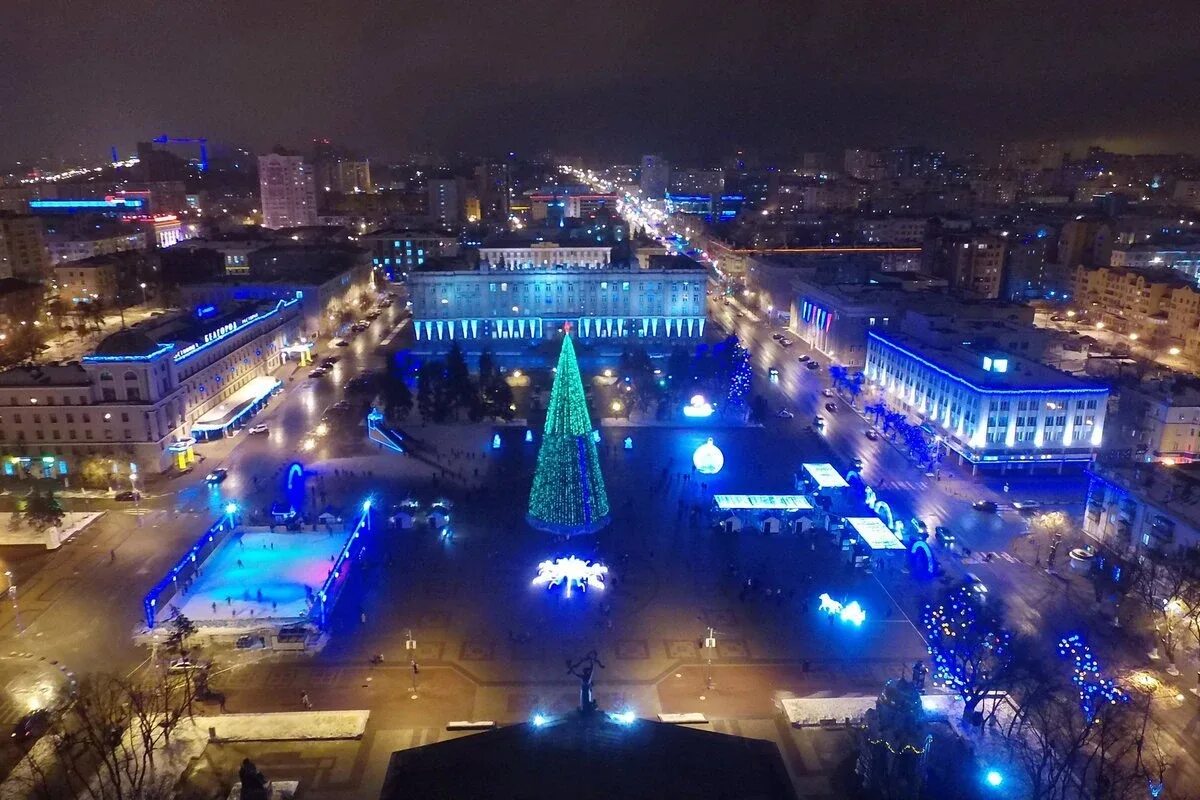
[0,511,103,549]
[206,710,370,742]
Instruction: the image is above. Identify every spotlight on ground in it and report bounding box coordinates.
[610,709,636,725]
[531,713,550,728]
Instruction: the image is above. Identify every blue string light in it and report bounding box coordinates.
[1057,633,1126,721]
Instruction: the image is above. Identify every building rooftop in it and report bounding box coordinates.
[870,329,1107,393]
[379,710,792,800]
[0,363,91,387]
[1091,461,1200,531]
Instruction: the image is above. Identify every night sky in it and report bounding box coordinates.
[2,0,1198,164]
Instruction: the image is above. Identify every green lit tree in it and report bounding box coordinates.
[527,332,611,536]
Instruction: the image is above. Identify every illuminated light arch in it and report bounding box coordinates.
[287,462,304,492]
[874,500,894,530]
[910,539,936,575]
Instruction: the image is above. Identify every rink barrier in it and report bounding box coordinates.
[143,512,238,629]
[307,502,372,631]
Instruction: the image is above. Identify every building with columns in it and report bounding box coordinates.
[864,328,1109,471]
[408,260,707,354]
[478,242,612,271]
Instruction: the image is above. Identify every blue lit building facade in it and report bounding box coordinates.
[408,263,708,354]
[0,296,305,477]
[864,330,1109,471]
[359,230,461,282]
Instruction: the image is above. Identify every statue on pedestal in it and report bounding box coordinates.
[239,757,269,800]
[566,650,605,713]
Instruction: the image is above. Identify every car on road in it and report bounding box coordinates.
[309,366,329,378]
[168,658,210,674]
[962,572,989,600]
[813,415,825,427]
[824,402,838,413]
[864,429,879,440]
[204,468,228,484]
[333,339,349,347]
[805,361,820,370]
[851,457,864,471]
[1012,500,1042,514]
[821,388,834,397]
[777,409,794,419]
[797,354,810,363]
[248,424,269,436]
[972,500,998,513]
[934,526,956,547]
[780,338,793,347]
[771,333,783,341]
[11,709,51,742]
[320,356,339,366]
[114,490,141,502]
[1049,315,1066,322]
[365,311,381,320]
[768,367,779,381]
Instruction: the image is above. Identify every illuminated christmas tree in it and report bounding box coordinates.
[527,332,611,536]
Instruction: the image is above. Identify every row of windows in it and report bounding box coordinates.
[2,428,136,443]
[2,411,130,425]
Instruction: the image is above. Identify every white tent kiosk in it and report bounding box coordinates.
[844,516,906,568]
[801,463,850,490]
[712,495,813,534]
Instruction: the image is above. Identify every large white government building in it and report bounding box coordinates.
[864,329,1110,471]
[0,295,310,479]
[408,251,708,353]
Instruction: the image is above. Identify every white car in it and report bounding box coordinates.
[777,409,794,419]
[248,424,269,436]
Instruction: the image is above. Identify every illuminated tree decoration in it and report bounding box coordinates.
[527,333,611,536]
[726,342,752,410]
[531,556,608,597]
[1057,633,1126,722]
[921,586,1014,722]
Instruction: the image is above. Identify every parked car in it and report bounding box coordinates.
[805,361,820,370]
[333,339,349,347]
[771,333,783,341]
[11,710,51,742]
[864,429,879,441]
[205,468,228,484]
[797,354,810,363]
[309,367,329,378]
[115,490,141,502]
[248,424,269,436]
[320,356,339,366]
[824,402,838,413]
[972,500,998,513]
[168,658,210,674]
[780,338,793,347]
[821,388,834,397]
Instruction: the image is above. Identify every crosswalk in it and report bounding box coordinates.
[963,550,1020,565]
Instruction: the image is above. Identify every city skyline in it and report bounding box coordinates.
[2,0,1199,165]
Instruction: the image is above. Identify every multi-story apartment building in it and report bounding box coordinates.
[44,225,147,265]
[1110,243,1200,284]
[930,234,1006,299]
[857,217,929,245]
[427,179,461,226]
[54,256,120,304]
[864,328,1108,471]
[408,260,707,354]
[1072,266,1200,356]
[359,229,461,281]
[1084,462,1200,557]
[0,295,307,478]
[639,155,670,199]
[0,212,51,281]
[258,154,318,229]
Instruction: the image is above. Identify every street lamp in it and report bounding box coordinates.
[5,570,20,634]
[139,282,148,305]
[405,630,418,698]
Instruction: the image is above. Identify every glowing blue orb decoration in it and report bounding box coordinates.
[532,713,550,727]
[492,433,501,450]
[224,502,238,516]
[692,438,724,475]
[532,556,608,597]
[984,769,1004,789]
[683,394,715,418]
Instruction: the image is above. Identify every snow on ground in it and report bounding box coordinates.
[782,692,958,727]
[208,710,369,741]
[174,529,350,623]
[0,511,102,549]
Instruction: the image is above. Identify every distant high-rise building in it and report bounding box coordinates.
[640,155,670,198]
[427,178,461,226]
[316,160,372,195]
[258,154,317,229]
[930,233,1006,299]
[475,163,511,221]
[0,212,51,281]
[843,149,883,181]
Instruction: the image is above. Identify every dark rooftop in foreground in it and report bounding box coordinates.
[379,710,793,800]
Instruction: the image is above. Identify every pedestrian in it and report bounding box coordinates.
[360,611,367,624]
[301,691,312,709]
[110,548,116,563]
[211,601,217,614]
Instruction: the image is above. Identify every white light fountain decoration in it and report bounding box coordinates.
[683,394,714,418]
[692,437,725,475]
[532,556,609,597]
[817,592,867,626]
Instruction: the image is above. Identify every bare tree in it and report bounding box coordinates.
[14,671,198,800]
[1126,549,1200,672]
